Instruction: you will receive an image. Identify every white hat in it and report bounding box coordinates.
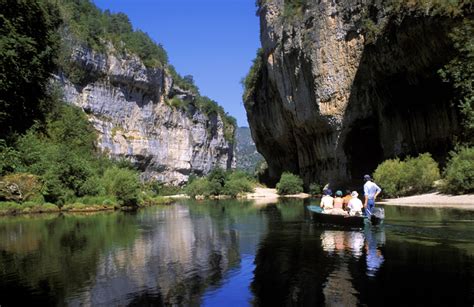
[351,191,359,197]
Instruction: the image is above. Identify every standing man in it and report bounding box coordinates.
[363,174,381,216]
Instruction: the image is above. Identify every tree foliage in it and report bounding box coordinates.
[0,0,62,139]
[56,0,168,68]
[441,146,474,194]
[276,172,304,195]
[373,153,440,197]
[439,18,474,144]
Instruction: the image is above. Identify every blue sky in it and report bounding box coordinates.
[93,0,261,127]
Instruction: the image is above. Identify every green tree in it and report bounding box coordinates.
[0,0,62,139]
[441,147,474,194]
[276,172,304,195]
[439,19,474,143]
[103,167,140,206]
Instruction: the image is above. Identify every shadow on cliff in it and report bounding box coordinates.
[340,15,461,183]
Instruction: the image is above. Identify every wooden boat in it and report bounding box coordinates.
[306,205,385,227]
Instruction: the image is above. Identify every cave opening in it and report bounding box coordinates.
[344,118,383,182]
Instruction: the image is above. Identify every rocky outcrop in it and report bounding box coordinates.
[235,127,263,172]
[246,0,468,186]
[58,44,234,185]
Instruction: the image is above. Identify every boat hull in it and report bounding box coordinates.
[307,205,366,228]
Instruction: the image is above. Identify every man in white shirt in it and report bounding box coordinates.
[363,174,382,216]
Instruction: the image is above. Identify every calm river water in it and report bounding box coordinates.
[0,199,473,306]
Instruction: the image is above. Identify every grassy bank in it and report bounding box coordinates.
[0,196,173,216]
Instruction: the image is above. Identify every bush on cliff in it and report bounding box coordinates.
[440,147,474,194]
[374,153,440,197]
[276,172,304,195]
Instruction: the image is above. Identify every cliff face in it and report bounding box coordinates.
[246,0,466,186]
[59,44,234,185]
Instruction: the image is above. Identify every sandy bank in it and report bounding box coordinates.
[379,192,474,209]
[243,187,310,205]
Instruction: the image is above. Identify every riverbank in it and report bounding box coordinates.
[243,187,310,205]
[0,197,174,216]
[379,192,474,209]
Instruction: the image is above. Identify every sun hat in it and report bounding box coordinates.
[336,190,342,196]
[351,191,359,197]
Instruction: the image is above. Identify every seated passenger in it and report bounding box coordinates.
[348,191,363,216]
[342,190,352,210]
[331,190,348,215]
[320,189,334,213]
[333,190,344,209]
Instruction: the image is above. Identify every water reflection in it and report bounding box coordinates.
[67,204,241,306]
[0,202,257,306]
[0,200,473,306]
[318,227,385,305]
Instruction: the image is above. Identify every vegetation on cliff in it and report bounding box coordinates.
[54,0,236,142]
[242,48,264,109]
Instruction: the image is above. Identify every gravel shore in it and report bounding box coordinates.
[378,192,474,209]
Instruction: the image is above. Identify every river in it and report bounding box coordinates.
[0,199,473,306]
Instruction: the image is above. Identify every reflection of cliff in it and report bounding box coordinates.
[252,205,333,305]
[72,205,240,306]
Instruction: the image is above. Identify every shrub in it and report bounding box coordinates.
[78,176,104,196]
[276,172,304,195]
[0,140,22,175]
[103,167,140,206]
[102,198,116,207]
[403,154,440,194]
[0,173,42,202]
[222,172,254,197]
[309,183,322,195]
[185,178,211,198]
[441,147,474,194]
[373,158,405,197]
[374,153,440,197]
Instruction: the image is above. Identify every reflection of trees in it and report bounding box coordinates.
[0,213,138,306]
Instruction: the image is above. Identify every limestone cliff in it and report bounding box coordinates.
[58,43,235,185]
[245,0,470,186]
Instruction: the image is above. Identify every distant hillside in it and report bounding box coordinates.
[235,127,263,173]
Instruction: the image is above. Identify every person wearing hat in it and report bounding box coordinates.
[363,174,382,216]
[320,189,334,213]
[348,191,363,216]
